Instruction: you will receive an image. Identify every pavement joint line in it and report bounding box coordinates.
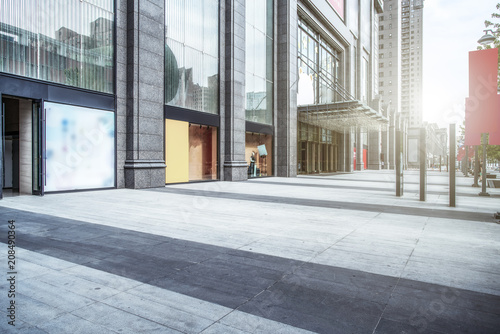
[216,212,379,332]
[94,293,188,334]
[149,187,496,223]
[199,320,253,334]
[371,217,429,334]
[308,212,381,265]
[255,179,500,198]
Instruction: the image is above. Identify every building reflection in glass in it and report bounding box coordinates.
[0,0,114,93]
[165,0,219,114]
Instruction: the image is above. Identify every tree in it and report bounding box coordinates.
[478,3,500,87]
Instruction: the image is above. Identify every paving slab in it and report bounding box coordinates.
[0,170,499,333]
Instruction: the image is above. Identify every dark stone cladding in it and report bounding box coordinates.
[276,0,298,177]
[121,0,166,189]
[222,0,248,181]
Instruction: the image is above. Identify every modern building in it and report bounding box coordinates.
[401,0,424,129]
[424,123,447,169]
[378,0,424,169]
[0,0,386,199]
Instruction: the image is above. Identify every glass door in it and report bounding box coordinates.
[32,100,44,196]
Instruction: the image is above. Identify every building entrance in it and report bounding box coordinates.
[1,95,43,199]
[297,122,338,174]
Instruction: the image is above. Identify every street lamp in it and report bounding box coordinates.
[478,29,497,46]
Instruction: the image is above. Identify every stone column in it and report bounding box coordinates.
[223,0,247,181]
[381,123,389,169]
[344,128,354,172]
[356,127,364,171]
[368,126,381,170]
[276,0,298,177]
[123,0,166,189]
[338,131,345,172]
[388,111,396,170]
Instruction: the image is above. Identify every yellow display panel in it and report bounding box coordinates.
[165,119,189,183]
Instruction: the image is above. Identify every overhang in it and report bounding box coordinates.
[298,100,388,132]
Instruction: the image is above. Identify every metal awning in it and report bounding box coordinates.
[298,100,388,132]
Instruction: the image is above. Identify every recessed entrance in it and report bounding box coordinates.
[1,95,43,198]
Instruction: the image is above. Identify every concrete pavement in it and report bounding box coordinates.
[0,170,499,333]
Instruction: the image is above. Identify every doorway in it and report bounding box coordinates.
[1,95,43,198]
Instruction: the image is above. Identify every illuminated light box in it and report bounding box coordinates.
[45,102,115,192]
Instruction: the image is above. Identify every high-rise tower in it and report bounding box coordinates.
[379,0,423,127]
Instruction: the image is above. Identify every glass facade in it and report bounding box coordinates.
[298,19,339,106]
[245,0,273,125]
[165,0,219,114]
[0,0,114,93]
[245,132,272,178]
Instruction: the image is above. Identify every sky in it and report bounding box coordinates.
[422,0,497,127]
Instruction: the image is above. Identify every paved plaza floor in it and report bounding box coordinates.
[0,170,499,333]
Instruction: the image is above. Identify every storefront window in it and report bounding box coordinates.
[189,124,218,181]
[165,0,219,114]
[165,119,218,183]
[0,0,114,93]
[245,0,273,125]
[245,132,272,178]
[45,102,115,192]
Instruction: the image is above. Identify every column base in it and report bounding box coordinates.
[367,164,381,170]
[124,159,166,189]
[223,161,248,181]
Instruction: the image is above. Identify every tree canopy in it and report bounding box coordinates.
[477,3,500,87]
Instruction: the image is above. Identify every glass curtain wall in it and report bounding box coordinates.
[298,19,339,106]
[165,0,219,114]
[245,0,273,125]
[0,0,114,93]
